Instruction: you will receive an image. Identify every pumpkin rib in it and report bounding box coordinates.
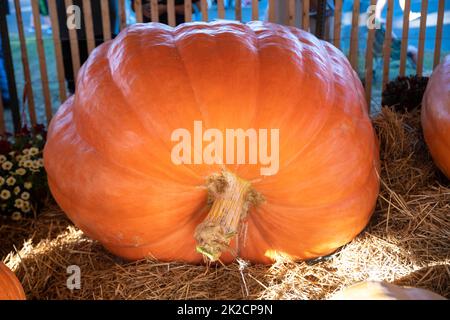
[82,37,205,182]
[245,23,337,184]
[171,26,216,136]
[255,27,336,176]
[243,176,377,260]
[48,175,208,252]
[105,27,203,179]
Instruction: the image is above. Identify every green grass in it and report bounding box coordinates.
[6,34,61,131]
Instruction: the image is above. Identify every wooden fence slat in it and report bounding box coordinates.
[302,0,310,31]
[81,0,95,54]
[100,0,112,41]
[134,0,144,23]
[268,0,276,22]
[349,0,360,70]
[65,0,81,83]
[417,0,428,76]
[235,0,242,21]
[150,0,159,22]
[48,0,67,103]
[252,0,259,20]
[185,0,192,22]
[288,0,295,26]
[399,0,410,76]
[365,0,377,107]
[167,0,176,26]
[201,0,208,21]
[13,0,37,125]
[119,0,127,30]
[382,0,394,88]
[433,0,445,68]
[333,0,342,49]
[31,0,53,123]
[217,0,225,19]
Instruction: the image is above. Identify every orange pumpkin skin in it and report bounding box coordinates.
[0,262,26,300]
[44,21,380,264]
[422,55,450,178]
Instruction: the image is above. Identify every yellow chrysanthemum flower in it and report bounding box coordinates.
[21,192,30,201]
[24,182,33,189]
[0,155,6,163]
[15,198,24,208]
[29,147,39,156]
[22,202,31,213]
[23,160,33,168]
[0,177,4,186]
[11,212,22,221]
[22,149,30,155]
[0,189,11,200]
[32,161,40,170]
[14,186,21,195]
[37,159,44,167]
[6,176,16,186]
[15,168,26,176]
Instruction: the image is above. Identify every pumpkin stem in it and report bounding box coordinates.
[195,171,263,262]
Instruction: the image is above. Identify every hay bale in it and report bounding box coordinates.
[2,108,449,300]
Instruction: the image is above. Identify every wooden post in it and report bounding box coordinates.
[82,0,96,54]
[382,0,394,88]
[217,0,225,19]
[31,0,53,123]
[268,0,276,22]
[349,0,360,70]
[399,0,410,76]
[13,0,37,126]
[288,0,295,26]
[100,0,112,41]
[433,0,445,68]
[201,0,208,21]
[185,0,193,22]
[168,0,176,26]
[333,0,342,49]
[135,0,144,23]
[235,0,242,21]
[65,0,81,80]
[151,0,159,22]
[252,0,259,20]
[365,0,377,108]
[48,0,67,103]
[0,1,20,131]
[417,0,428,76]
[119,0,127,30]
[302,0,310,31]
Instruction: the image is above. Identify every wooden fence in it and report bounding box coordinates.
[0,0,447,133]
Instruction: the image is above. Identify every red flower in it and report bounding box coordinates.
[0,139,12,154]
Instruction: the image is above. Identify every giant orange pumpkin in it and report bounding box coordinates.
[422,55,450,178]
[44,21,380,264]
[0,262,26,300]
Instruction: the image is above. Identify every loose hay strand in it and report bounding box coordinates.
[1,107,449,299]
